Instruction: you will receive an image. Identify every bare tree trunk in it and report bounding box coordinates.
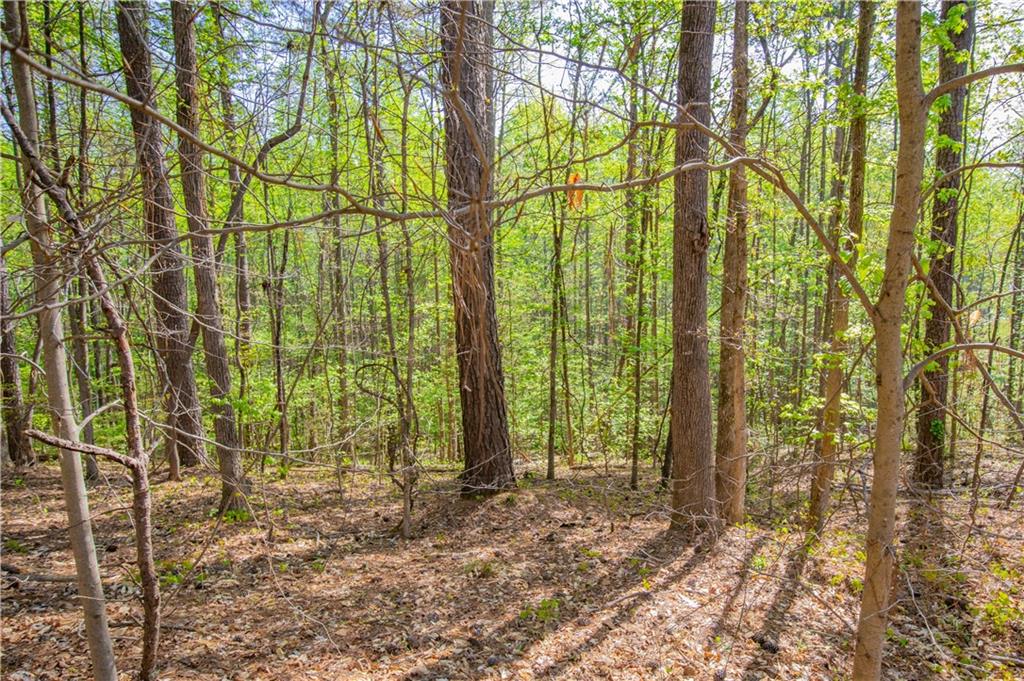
[171,0,248,512]
[714,0,749,524]
[670,0,717,532]
[1,235,34,466]
[913,0,975,489]
[440,0,515,494]
[808,0,876,535]
[7,117,163,677]
[212,2,251,442]
[853,4,927,677]
[2,3,116,675]
[116,0,206,469]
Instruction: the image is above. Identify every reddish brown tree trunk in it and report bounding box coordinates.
[715,0,749,524]
[914,0,975,489]
[116,0,206,468]
[440,0,515,494]
[671,0,717,532]
[171,0,248,512]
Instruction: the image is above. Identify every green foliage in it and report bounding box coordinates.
[520,597,561,624]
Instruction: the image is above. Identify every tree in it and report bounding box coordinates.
[2,1,117,676]
[439,0,515,494]
[1,234,33,466]
[670,0,717,532]
[171,0,248,511]
[808,0,876,535]
[714,0,749,525]
[853,3,928,675]
[914,0,975,489]
[115,0,206,472]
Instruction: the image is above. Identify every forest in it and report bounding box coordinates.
[1,0,1023,678]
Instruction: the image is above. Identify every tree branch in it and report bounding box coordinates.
[924,63,1024,107]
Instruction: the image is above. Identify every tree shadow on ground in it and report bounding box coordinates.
[893,498,973,677]
[739,541,810,680]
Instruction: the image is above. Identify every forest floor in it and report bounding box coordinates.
[1,457,1022,680]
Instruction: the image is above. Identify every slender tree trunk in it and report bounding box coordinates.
[212,2,252,441]
[172,0,248,512]
[913,0,975,489]
[808,1,876,534]
[116,0,206,469]
[8,116,163,677]
[1,236,34,466]
[853,4,927,676]
[715,0,749,524]
[670,0,717,532]
[440,0,515,494]
[2,3,117,676]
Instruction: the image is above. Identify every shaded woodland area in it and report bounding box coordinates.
[2,0,1024,678]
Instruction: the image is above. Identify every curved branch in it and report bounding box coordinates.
[924,63,1024,107]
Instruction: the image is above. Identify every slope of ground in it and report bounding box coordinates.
[1,461,1021,679]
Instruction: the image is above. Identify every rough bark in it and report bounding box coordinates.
[714,0,749,524]
[914,0,975,489]
[670,0,717,532]
[2,2,117,676]
[1,236,34,466]
[440,0,515,495]
[808,1,876,535]
[171,0,248,512]
[853,3,927,677]
[116,0,206,469]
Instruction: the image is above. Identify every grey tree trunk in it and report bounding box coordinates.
[2,2,117,676]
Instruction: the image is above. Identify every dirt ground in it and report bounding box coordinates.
[2,460,1022,680]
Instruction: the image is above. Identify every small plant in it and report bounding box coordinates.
[580,547,602,559]
[311,558,326,573]
[520,597,561,624]
[218,508,253,523]
[463,558,498,578]
[3,538,28,554]
[750,553,768,572]
[982,591,1022,634]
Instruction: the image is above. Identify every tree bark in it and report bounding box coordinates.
[171,0,248,512]
[1,235,34,466]
[671,0,717,532]
[714,0,749,524]
[808,0,876,535]
[116,0,206,469]
[440,0,515,495]
[2,3,117,676]
[853,3,927,677]
[913,0,975,489]
[5,112,162,678]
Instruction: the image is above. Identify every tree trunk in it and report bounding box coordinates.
[808,0,876,535]
[670,0,717,532]
[440,0,515,494]
[2,3,117,676]
[913,0,975,489]
[116,0,206,469]
[853,3,927,677]
[171,0,248,512]
[714,0,749,524]
[1,236,34,466]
